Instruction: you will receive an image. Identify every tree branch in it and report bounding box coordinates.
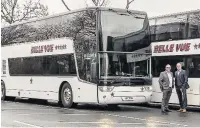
[92,0,98,6]
[61,0,71,11]
[1,4,12,23]
[100,0,106,6]
[11,0,18,23]
[92,0,107,6]
[126,0,134,9]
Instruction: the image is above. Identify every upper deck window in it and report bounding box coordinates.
[150,11,200,42]
[100,10,150,52]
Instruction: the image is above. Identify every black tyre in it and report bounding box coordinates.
[107,104,120,110]
[60,83,76,108]
[1,81,6,101]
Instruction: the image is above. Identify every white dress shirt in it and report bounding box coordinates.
[177,70,181,75]
[167,72,173,87]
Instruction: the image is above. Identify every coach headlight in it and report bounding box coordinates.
[141,86,152,92]
[99,86,114,92]
[140,87,145,92]
[146,86,152,91]
[145,86,152,91]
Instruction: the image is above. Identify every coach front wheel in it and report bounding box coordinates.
[60,83,77,108]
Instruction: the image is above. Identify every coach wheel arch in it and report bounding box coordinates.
[58,81,77,108]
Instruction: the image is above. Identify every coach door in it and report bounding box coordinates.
[186,56,200,106]
[77,57,98,103]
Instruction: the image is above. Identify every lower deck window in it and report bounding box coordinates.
[152,55,200,78]
[8,54,76,76]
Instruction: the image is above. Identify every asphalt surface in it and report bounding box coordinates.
[1,99,200,127]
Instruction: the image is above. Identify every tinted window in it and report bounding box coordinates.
[150,11,200,42]
[187,56,200,78]
[8,58,24,75]
[188,12,200,39]
[152,55,200,78]
[151,22,187,42]
[151,14,188,42]
[152,56,186,77]
[8,54,76,76]
[101,11,150,52]
[72,10,97,83]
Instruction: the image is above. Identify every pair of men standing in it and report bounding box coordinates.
[159,63,189,113]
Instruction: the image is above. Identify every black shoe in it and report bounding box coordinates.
[165,109,172,112]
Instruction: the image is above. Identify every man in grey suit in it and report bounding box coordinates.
[175,63,189,113]
[159,64,174,113]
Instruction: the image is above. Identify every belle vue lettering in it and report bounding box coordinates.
[154,43,191,53]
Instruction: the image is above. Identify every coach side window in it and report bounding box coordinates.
[43,54,76,75]
[8,54,76,76]
[8,58,24,75]
[43,56,59,75]
[58,55,76,75]
[188,56,200,78]
[152,56,185,77]
[188,12,200,39]
[32,57,43,74]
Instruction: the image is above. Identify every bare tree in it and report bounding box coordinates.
[126,0,134,9]
[1,0,48,24]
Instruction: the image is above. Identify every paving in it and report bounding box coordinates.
[1,99,200,127]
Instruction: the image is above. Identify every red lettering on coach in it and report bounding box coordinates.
[154,44,174,53]
[176,43,191,52]
[154,43,191,53]
[31,44,54,54]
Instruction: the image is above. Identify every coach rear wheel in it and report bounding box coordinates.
[1,81,6,101]
[60,83,77,108]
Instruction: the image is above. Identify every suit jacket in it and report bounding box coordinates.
[175,70,189,89]
[159,71,174,91]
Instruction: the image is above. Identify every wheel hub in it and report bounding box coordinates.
[63,88,71,103]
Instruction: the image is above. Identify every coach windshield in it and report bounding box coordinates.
[98,10,151,86]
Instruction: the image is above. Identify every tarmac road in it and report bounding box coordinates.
[1,99,200,127]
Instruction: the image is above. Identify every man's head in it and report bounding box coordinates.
[176,63,182,71]
[165,64,171,72]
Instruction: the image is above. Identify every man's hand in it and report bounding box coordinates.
[160,85,163,92]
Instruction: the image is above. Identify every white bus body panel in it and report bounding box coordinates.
[151,78,200,106]
[1,38,98,103]
[2,37,151,105]
[98,86,152,104]
[2,38,74,58]
[151,39,200,106]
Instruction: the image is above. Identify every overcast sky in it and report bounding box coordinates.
[41,0,200,17]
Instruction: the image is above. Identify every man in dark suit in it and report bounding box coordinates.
[175,63,189,113]
[159,64,174,113]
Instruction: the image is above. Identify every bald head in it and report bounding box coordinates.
[165,64,171,72]
[176,63,182,71]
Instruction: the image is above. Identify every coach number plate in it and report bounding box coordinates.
[122,97,134,101]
